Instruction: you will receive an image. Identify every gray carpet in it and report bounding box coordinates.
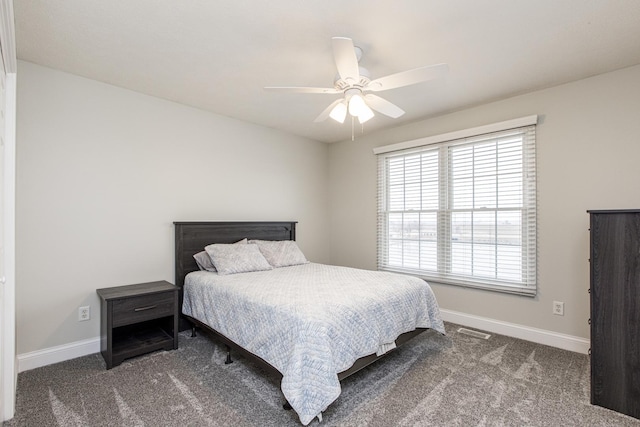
[5,322,639,426]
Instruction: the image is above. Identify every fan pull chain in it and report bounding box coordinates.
[349,117,367,141]
[351,116,355,141]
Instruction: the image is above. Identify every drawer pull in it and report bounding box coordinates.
[134,305,158,312]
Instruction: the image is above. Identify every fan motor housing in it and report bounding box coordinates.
[334,66,371,91]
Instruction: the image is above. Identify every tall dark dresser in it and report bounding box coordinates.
[588,209,640,420]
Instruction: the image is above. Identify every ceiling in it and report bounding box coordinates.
[14,1,640,143]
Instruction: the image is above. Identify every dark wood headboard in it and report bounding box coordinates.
[173,221,297,288]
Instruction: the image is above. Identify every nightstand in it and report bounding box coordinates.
[96,281,178,369]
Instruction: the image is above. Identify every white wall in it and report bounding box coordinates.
[328,64,640,341]
[16,61,330,355]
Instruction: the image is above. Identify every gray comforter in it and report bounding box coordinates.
[182,263,444,425]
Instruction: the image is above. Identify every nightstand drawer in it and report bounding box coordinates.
[112,292,175,327]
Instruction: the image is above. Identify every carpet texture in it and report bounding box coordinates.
[5,322,639,426]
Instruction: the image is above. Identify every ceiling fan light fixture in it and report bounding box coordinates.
[348,93,367,116]
[357,104,374,123]
[329,101,347,123]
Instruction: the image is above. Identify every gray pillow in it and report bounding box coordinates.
[249,240,308,268]
[205,243,272,275]
[193,250,216,272]
[193,238,248,272]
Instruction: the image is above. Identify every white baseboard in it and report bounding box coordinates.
[18,337,100,373]
[16,310,590,372]
[440,309,590,354]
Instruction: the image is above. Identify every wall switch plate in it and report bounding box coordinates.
[78,305,90,321]
[553,301,564,316]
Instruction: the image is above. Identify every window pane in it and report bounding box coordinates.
[452,178,473,209]
[451,242,472,276]
[473,243,496,278]
[404,155,421,210]
[451,212,472,275]
[497,245,522,281]
[451,211,471,242]
[421,151,439,210]
[497,211,521,246]
[420,212,437,241]
[475,174,496,208]
[497,173,522,207]
[388,157,406,211]
[474,211,496,245]
[420,241,437,271]
[389,213,403,239]
[402,212,419,239]
[389,239,403,267]
[420,212,437,271]
[404,240,420,268]
[497,138,523,208]
[450,145,473,209]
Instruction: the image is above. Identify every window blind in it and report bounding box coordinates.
[376,120,537,296]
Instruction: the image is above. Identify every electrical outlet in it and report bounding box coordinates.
[78,305,90,321]
[553,301,564,316]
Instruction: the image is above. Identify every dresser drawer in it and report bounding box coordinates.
[112,292,175,327]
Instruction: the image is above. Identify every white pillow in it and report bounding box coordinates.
[249,240,308,268]
[193,238,247,272]
[205,243,272,275]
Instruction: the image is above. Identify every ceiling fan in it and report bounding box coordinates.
[265,37,448,125]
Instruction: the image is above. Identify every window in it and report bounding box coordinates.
[375,116,537,295]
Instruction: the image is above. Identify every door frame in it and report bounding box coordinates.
[0,0,17,421]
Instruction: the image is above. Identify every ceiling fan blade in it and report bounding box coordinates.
[332,37,360,84]
[364,94,405,118]
[314,99,344,122]
[264,86,340,94]
[367,63,448,92]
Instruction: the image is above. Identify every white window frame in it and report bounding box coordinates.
[374,116,537,296]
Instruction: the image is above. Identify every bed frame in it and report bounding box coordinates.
[173,221,427,404]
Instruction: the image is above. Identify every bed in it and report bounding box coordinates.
[174,221,444,425]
